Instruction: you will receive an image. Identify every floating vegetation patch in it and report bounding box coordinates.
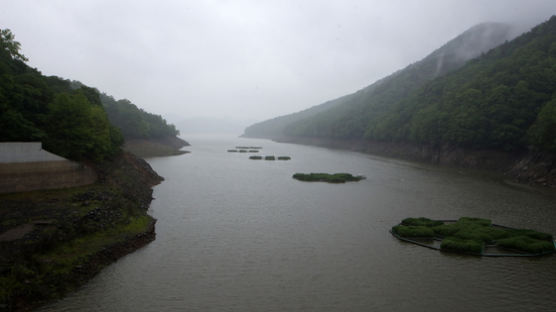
[391,217,556,257]
[264,156,276,160]
[239,150,247,153]
[236,146,262,149]
[292,173,365,183]
[392,225,434,238]
[248,150,259,153]
[227,149,238,152]
[277,156,291,160]
[401,217,443,227]
[249,156,263,160]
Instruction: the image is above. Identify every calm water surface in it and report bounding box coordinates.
[41,135,556,311]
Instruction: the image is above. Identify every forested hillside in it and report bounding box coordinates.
[243,93,354,139]
[244,22,514,139]
[0,29,183,160]
[0,29,121,161]
[364,16,556,152]
[100,94,179,140]
[285,17,556,153]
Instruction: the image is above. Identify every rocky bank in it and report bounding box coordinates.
[0,152,163,311]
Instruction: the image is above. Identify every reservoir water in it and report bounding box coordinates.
[40,135,556,311]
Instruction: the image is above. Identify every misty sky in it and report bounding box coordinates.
[2,1,556,126]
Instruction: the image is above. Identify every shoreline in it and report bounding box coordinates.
[246,135,556,188]
[19,219,156,312]
[0,152,163,311]
[123,137,190,158]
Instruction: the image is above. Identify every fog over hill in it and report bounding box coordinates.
[243,21,516,139]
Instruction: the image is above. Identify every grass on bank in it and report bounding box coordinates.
[40,215,152,267]
[392,217,555,255]
[292,173,365,183]
[0,213,154,306]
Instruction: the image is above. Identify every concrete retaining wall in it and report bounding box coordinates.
[0,142,66,163]
[0,161,97,194]
[0,142,97,193]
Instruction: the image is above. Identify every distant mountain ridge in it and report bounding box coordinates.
[243,22,514,139]
[245,17,556,186]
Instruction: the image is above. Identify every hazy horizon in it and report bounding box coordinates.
[3,1,556,128]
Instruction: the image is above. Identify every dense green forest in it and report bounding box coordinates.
[0,29,180,161]
[69,80,180,140]
[367,16,556,152]
[245,22,513,139]
[282,17,556,152]
[100,94,179,140]
[0,29,122,161]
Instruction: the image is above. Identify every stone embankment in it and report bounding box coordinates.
[0,142,96,194]
[0,151,163,311]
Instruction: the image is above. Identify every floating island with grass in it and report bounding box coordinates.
[228,148,260,153]
[249,155,291,160]
[391,217,556,257]
[236,146,262,149]
[292,173,365,183]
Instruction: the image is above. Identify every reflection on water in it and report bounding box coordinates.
[40,135,556,312]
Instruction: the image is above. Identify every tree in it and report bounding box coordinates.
[528,97,556,152]
[0,29,28,62]
[44,93,119,161]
